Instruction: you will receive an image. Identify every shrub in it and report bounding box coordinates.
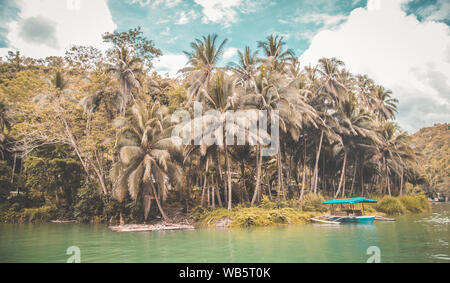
[375,196,406,215]
[74,186,104,223]
[398,195,431,213]
[22,206,57,222]
[301,194,327,212]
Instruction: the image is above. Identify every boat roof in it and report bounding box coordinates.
[323,198,378,204]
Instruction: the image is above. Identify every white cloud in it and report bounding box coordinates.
[153,52,188,78]
[194,0,241,27]
[413,0,450,23]
[297,13,347,28]
[300,0,450,133]
[175,10,199,25]
[223,47,238,61]
[0,0,116,59]
[194,0,267,27]
[128,0,181,8]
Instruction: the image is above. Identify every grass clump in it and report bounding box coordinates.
[398,195,431,213]
[301,194,328,212]
[0,205,56,223]
[375,196,406,215]
[193,205,316,228]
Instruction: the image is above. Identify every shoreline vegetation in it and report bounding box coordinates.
[0,28,446,227]
[1,194,432,227]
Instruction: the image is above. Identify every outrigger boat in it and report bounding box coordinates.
[319,198,378,224]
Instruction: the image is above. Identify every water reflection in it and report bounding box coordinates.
[0,203,448,263]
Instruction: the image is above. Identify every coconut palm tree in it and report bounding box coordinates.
[112,101,184,221]
[333,95,380,198]
[107,46,143,116]
[181,34,228,105]
[228,46,259,89]
[316,57,348,105]
[257,35,294,71]
[378,122,414,196]
[370,85,398,122]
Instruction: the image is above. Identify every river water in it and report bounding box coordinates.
[0,203,448,263]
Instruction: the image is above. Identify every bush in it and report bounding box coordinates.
[398,195,431,213]
[301,194,328,212]
[375,196,406,215]
[74,186,104,223]
[22,206,56,222]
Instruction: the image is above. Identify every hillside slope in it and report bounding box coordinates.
[410,123,449,199]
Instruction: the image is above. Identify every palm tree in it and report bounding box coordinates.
[238,61,320,201]
[112,101,183,221]
[333,95,380,198]
[378,122,413,196]
[257,35,294,71]
[370,85,398,122]
[228,46,259,89]
[107,46,143,116]
[181,34,228,105]
[316,57,348,105]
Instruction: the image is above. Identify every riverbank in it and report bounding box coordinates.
[0,194,432,227]
[191,194,432,228]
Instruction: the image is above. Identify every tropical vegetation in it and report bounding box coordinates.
[0,28,438,224]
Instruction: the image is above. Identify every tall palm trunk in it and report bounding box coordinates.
[313,131,324,195]
[300,140,307,201]
[201,157,209,207]
[251,145,262,206]
[350,158,357,197]
[149,181,168,221]
[225,146,233,210]
[217,149,226,204]
[277,148,285,200]
[361,166,365,197]
[399,171,404,196]
[335,150,347,198]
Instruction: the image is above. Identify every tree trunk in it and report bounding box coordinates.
[201,157,209,207]
[313,131,324,195]
[387,172,391,197]
[144,195,152,221]
[399,171,404,196]
[212,187,215,209]
[218,149,226,204]
[277,148,285,200]
[350,158,357,197]
[335,150,347,198]
[225,146,233,210]
[150,181,169,221]
[361,166,364,197]
[215,175,223,208]
[300,140,307,201]
[11,153,17,183]
[251,145,262,206]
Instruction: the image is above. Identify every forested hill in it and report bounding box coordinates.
[411,123,449,199]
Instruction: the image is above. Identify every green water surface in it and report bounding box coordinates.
[0,203,448,263]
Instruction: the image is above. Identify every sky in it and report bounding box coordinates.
[0,0,448,133]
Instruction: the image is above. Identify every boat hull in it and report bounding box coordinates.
[328,216,375,223]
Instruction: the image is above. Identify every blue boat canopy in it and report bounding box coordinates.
[323,198,378,204]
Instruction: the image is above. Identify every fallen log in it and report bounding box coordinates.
[374,216,396,222]
[310,218,341,224]
[109,223,195,233]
